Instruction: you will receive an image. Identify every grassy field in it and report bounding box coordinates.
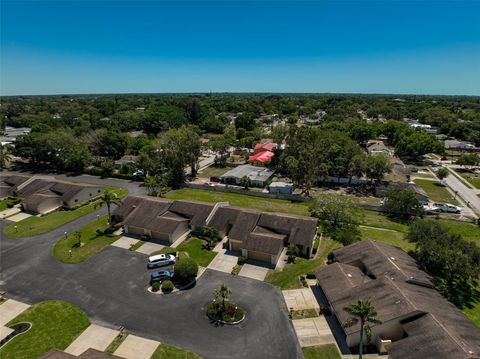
[358,210,409,232]
[151,343,203,359]
[158,238,217,267]
[439,219,480,244]
[198,166,229,178]
[0,197,21,211]
[414,179,458,204]
[0,300,90,359]
[166,188,310,216]
[460,173,480,189]
[52,215,119,264]
[302,344,341,359]
[3,187,128,238]
[265,237,341,289]
[359,227,414,251]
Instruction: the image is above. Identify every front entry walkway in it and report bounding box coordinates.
[0,299,30,326]
[283,288,320,312]
[114,334,160,359]
[135,241,164,255]
[238,264,269,281]
[6,212,32,222]
[65,323,119,356]
[293,316,336,347]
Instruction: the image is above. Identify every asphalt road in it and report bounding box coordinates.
[0,218,302,359]
[443,169,480,216]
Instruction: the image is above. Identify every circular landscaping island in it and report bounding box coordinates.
[206,300,245,324]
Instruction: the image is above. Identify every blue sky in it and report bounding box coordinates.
[1,1,479,95]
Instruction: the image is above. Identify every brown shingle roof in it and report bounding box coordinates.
[242,226,286,255]
[169,200,215,227]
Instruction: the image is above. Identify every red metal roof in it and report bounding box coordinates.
[248,150,274,163]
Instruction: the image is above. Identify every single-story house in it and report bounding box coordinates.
[112,195,215,244]
[267,181,294,195]
[114,155,139,169]
[0,174,30,199]
[254,142,277,153]
[14,176,103,214]
[208,206,317,265]
[444,139,477,151]
[315,240,480,359]
[221,164,274,187]
[248,150,274,165]
[376,182,428,204]
[367,141,393,157]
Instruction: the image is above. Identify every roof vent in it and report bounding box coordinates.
[347,273,352,278]
[390,256,395,260]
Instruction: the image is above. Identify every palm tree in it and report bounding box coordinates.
[0,145,12,170]
[213,283,232,312]
[344,300,382,359]
[94,189,122,228]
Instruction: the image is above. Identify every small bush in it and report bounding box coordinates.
[161,280,174,293]
[104,227,115,235]
[140,234,151,241]
[151,282,160,292]
[237,256,246,265]
[306,272,316,279]
[96,229,104,235]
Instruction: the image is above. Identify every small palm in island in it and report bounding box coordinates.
[207,284,245,323]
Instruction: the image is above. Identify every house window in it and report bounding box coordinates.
[98,190,101,193]
[74,199,78,202]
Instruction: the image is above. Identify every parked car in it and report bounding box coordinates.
[423,204,439,213]
[150,269,174,285]
[433,203,461,214]
[147,254,176,269]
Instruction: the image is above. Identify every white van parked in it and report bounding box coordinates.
[433,203,461,214]
[147,254,176,269]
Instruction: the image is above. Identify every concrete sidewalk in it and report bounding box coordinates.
[114,334,160,359]
[65,323,119,356]
[238,264,269,281]
[293,316,336,347]
[283,288,319,312]
[0,299,30,326]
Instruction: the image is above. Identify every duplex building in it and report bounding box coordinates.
[315,240,480,359]
[113,195,317,265]
[0,175,103,214]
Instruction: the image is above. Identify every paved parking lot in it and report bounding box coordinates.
[65,323,119,356]
[114,334,160,359]
[136,241,164,255]
[239,264,269,281]
[283,288,319,312]
[292,316,336,347]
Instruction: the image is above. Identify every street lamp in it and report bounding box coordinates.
[14,225,18,233]
[64,231,68,240]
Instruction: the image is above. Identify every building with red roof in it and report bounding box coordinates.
[248,150,274,164]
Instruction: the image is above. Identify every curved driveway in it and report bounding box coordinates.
[0,174,301,359]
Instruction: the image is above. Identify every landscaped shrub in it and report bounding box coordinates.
[306,272,316,279]
[237,256,246,265]
[174,257,198,283]
[151,282,160,292]
[140,234,151,241]
[161,280,174,293]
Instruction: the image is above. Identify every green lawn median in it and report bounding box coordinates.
[414,179,459,204]
[52,215,119,264]
[0,300,90,359]
[3,187,127,238]
[151,343,203,359]
[302,344,341,359]
[154,238,217,267]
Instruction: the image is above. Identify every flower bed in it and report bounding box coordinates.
[206,300,245,324]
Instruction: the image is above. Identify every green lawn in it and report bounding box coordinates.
[302,344,341,359]
[198,165,229,178]
[463,284,480,327]
[265,238,341,289]
[358,210,409,233]
[52,215,119,264]
[359,227,414,251]
[166,188,310,216]
[151,343,202,359]
[460,173,480,189]
[0,197,21,211]
[414,179,458,204]
[3,187,127,238]
[158,238,217,267]
[0,300,90,359]
[439,219,480,245]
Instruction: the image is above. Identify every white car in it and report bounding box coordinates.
[433,203,461,214]
[147,254,176,269]
[423,204,439,213]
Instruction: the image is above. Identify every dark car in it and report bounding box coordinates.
[150,269,174,285]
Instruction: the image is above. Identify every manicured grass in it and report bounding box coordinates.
[151,343,203,359]
[302,344,341,359]
[166,188,310,216]
[129,240,145,251]
[438,219,480,245]
[159,238,217,267]
[359,227,414,251]
[463,284,480,327]
[0,197,21,211]
[414,179,459,204]
[460,173,480,189]
[358,210,409,233]
[105,333,128,354]
[3,187,128,238]
[291,309,319,320]
[52,215,119,263]
[0,300,90,359]
[198,165,229,178]
[265,238,341,289]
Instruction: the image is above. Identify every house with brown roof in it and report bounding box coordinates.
[0,174,30,199]
[39,348,122,359]
[315,240,480,358]
[112,195,215,244]
[13,176,103,214]
[208,205,317,265]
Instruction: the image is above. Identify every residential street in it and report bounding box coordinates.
[443,169,480,216]
[0,217,301,359]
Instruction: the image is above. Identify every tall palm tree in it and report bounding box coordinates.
[344,300,382,359]
[213,283,232,312]
[94,189,122,228]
